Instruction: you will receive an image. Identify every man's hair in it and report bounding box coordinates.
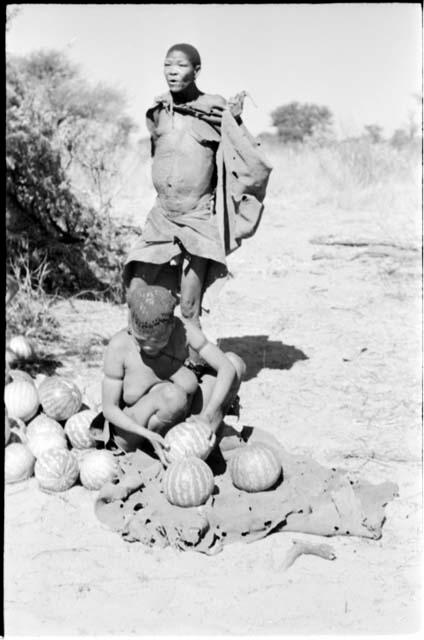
[127,282,176,332]
[166,43,201,68]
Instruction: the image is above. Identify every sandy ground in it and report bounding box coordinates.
[4,192,422,635]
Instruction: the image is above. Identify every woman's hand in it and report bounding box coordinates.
[146,430,170,467]
[186,414,218,439]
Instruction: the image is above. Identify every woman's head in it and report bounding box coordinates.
[127,282,176,356]
[164,43,201,93]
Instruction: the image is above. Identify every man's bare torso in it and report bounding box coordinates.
[151,105,219,213]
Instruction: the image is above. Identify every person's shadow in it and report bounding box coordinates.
[217,335,308,381]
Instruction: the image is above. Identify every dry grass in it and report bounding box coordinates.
[6,249,61,344]
[263,138,420,208]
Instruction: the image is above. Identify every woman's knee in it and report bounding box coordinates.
[156,382,189,415]
[225,352,246,381]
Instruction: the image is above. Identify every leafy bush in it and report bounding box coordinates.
[270,101,334,144]
[6,50,139,301]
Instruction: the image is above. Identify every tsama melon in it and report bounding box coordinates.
[9,335,34,360]
[38,376,82,421]
[5,443,35,483]
[4,380,40,422]
[26,414,64,441]
[229,443,282,492]
[78,450,119,490]
[164,456,214,507]
[9,369,35,385]
[35,448,79,492]
[164,420,216,464]
[27,431,68,459]
[64,410,97,449]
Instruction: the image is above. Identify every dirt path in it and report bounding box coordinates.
[4,196,422,635]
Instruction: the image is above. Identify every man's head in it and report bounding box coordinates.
[127,282,177,356]
[164,43,201,94]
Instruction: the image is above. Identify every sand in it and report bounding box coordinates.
[4,194,422,635]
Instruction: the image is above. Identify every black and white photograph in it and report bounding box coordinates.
[4,3,422,637]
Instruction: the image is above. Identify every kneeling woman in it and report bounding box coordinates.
[101,281,245,463]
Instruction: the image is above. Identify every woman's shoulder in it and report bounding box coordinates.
[107,328,131,352]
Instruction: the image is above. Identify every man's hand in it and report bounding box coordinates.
[197,104,225,126]
[228,91,247,119]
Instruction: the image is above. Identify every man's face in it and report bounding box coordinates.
[164,49,199,93]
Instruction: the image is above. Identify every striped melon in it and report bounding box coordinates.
[35,448,79,492]
[5,443,35,483]
[38,376,82,421]
[9,369,35,385]
[229,443,282,492]
[64,410,97,449]
[27,431,68,459]
[4,380,40,422]
[9,335,34,360]
[78,450,119,490]
[72,448,94,464]
[26,414,64,441]
[164,456,214,507]
[164,420,216,464]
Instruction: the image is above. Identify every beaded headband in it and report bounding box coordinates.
[127,283,176,331]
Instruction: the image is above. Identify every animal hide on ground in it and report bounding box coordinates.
[95,425,398,555]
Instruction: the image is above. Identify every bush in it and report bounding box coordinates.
[270,102,334,144]
[6,50,138,302]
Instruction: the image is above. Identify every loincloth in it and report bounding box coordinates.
[94,424,399,555]
[126,195,227,269]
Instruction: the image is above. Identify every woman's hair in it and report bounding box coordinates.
[166,43,201,67]
[127,282,176,332]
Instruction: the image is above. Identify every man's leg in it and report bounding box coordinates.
[123,261,179,302]
[180,255,209,328]
[180,255,209,363]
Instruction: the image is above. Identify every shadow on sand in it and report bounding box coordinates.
[10,355,63,378]
[217,335,308,381]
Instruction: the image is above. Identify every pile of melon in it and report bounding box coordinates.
[4,362,283,508]
[161,420,283,509]
[5,335,36,385]
[4,371,119,493]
